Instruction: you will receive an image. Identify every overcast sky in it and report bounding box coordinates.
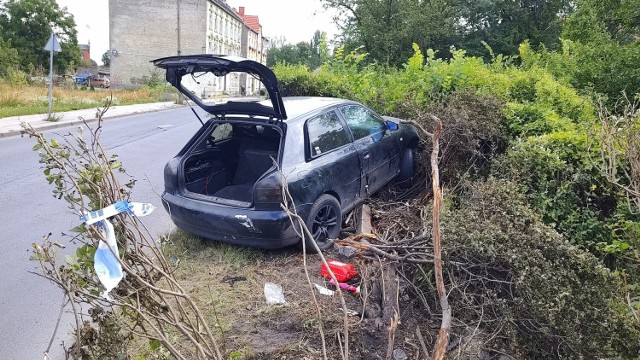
[55,0,339,64]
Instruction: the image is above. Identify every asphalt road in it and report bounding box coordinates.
[0,107,202,359]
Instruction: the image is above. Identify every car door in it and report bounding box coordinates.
[338,105,399,194]
[296,110,361,209]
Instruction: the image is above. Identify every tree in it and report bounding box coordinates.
[324,0,459,65]
[266,31,330,69]
[0,37,20,76]
[563,0,640,44]
[323,0,575,63]
[0,0,81,73]
[457,0,574,57]
[102,50,110,67]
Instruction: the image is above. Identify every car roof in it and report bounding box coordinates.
[259,97,352,121]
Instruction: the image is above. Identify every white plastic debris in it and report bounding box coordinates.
[82,201,155,299]
[93,219,122,300]
[264,282,287,304]
[81,200,156,225]
[314,283,335,296]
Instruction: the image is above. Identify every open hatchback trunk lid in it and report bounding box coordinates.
[152,55,287,120]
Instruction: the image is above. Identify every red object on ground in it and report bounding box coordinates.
[320,260,358,282]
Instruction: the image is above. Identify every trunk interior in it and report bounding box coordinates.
[182,123,281,204]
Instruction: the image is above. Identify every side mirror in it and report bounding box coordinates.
[386,121,399,131]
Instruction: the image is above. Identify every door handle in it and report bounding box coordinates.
[363,151,370,160]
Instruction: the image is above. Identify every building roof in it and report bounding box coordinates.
[242,15,261,34]
[237,7,261,34]
[210,0,243,22]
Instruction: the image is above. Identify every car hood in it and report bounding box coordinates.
[152,55,287,120]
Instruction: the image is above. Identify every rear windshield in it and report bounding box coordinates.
[180,71,270,105]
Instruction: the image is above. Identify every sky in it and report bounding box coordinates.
[55,0,340,65]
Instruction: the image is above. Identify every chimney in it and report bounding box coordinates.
[239,6,244,15]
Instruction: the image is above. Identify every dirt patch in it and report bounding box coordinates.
[162,230,437,360]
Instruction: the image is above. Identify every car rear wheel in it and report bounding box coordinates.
[302,194,341,252]
[397,148,415,188]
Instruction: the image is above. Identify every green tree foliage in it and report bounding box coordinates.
[324,0,458,65]
[0,0,81,73]
[563,0,639,44]
[274,44,637,266]
[521,39,640,105]
[0,37,20,77]
[458,0,574,56]
[266,31,329,69]
[102,50,110,67]
[561,0,639,101]
[323,0,573,64]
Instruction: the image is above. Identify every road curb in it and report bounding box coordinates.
[0,104,185,139]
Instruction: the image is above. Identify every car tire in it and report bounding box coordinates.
[397,148,415,189]
[302,194,341,253]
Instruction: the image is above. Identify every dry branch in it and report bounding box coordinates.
[24,102,223,359]
[430,116,451,360]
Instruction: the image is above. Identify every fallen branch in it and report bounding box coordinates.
[430,116,451,360]
[335,239,435,264]
[416,326,432,360]
[400,118,434,139]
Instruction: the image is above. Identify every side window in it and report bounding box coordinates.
[306,111,350,157]
[210,123,232,143]
[339,105,386,141]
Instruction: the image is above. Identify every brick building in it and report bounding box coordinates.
[109,0,266,93]
[79,43,91,63]
[237,6,269,94]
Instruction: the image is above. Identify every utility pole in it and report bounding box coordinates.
[177,0,181,55]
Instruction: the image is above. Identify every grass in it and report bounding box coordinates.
[0,81,180,118]
[149,230,353,359]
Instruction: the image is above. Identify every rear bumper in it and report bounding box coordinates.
[162,191,307,249]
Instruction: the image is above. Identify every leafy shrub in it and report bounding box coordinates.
[275,44,639,271]
[495,131,619,249]
[405,91,509,186]
[520,40,640,105]
[0,38,20,77]
[273,63,350,98]
[433,179,640,358]
[4,67,27,85]
[504,102,576,137]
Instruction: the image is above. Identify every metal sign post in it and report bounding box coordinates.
[43,33,61,119]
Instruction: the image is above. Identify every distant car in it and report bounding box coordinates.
[153,55,420,250]
[84,76,110,88]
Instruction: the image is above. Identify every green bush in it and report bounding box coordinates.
[495,131,619,249]
[520,40,640,105]
[407,91,509,185]
[4,67,27,85]
[273,63,350,98]
[504,102,576,136]
[275,44,638,271]
[433,179,640,358]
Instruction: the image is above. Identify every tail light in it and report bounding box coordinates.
[163,158,180,193]
[254,172,285,210]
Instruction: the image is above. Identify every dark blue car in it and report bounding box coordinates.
[153,55,420,250]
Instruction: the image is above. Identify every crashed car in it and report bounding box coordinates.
[153,55,420,250]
